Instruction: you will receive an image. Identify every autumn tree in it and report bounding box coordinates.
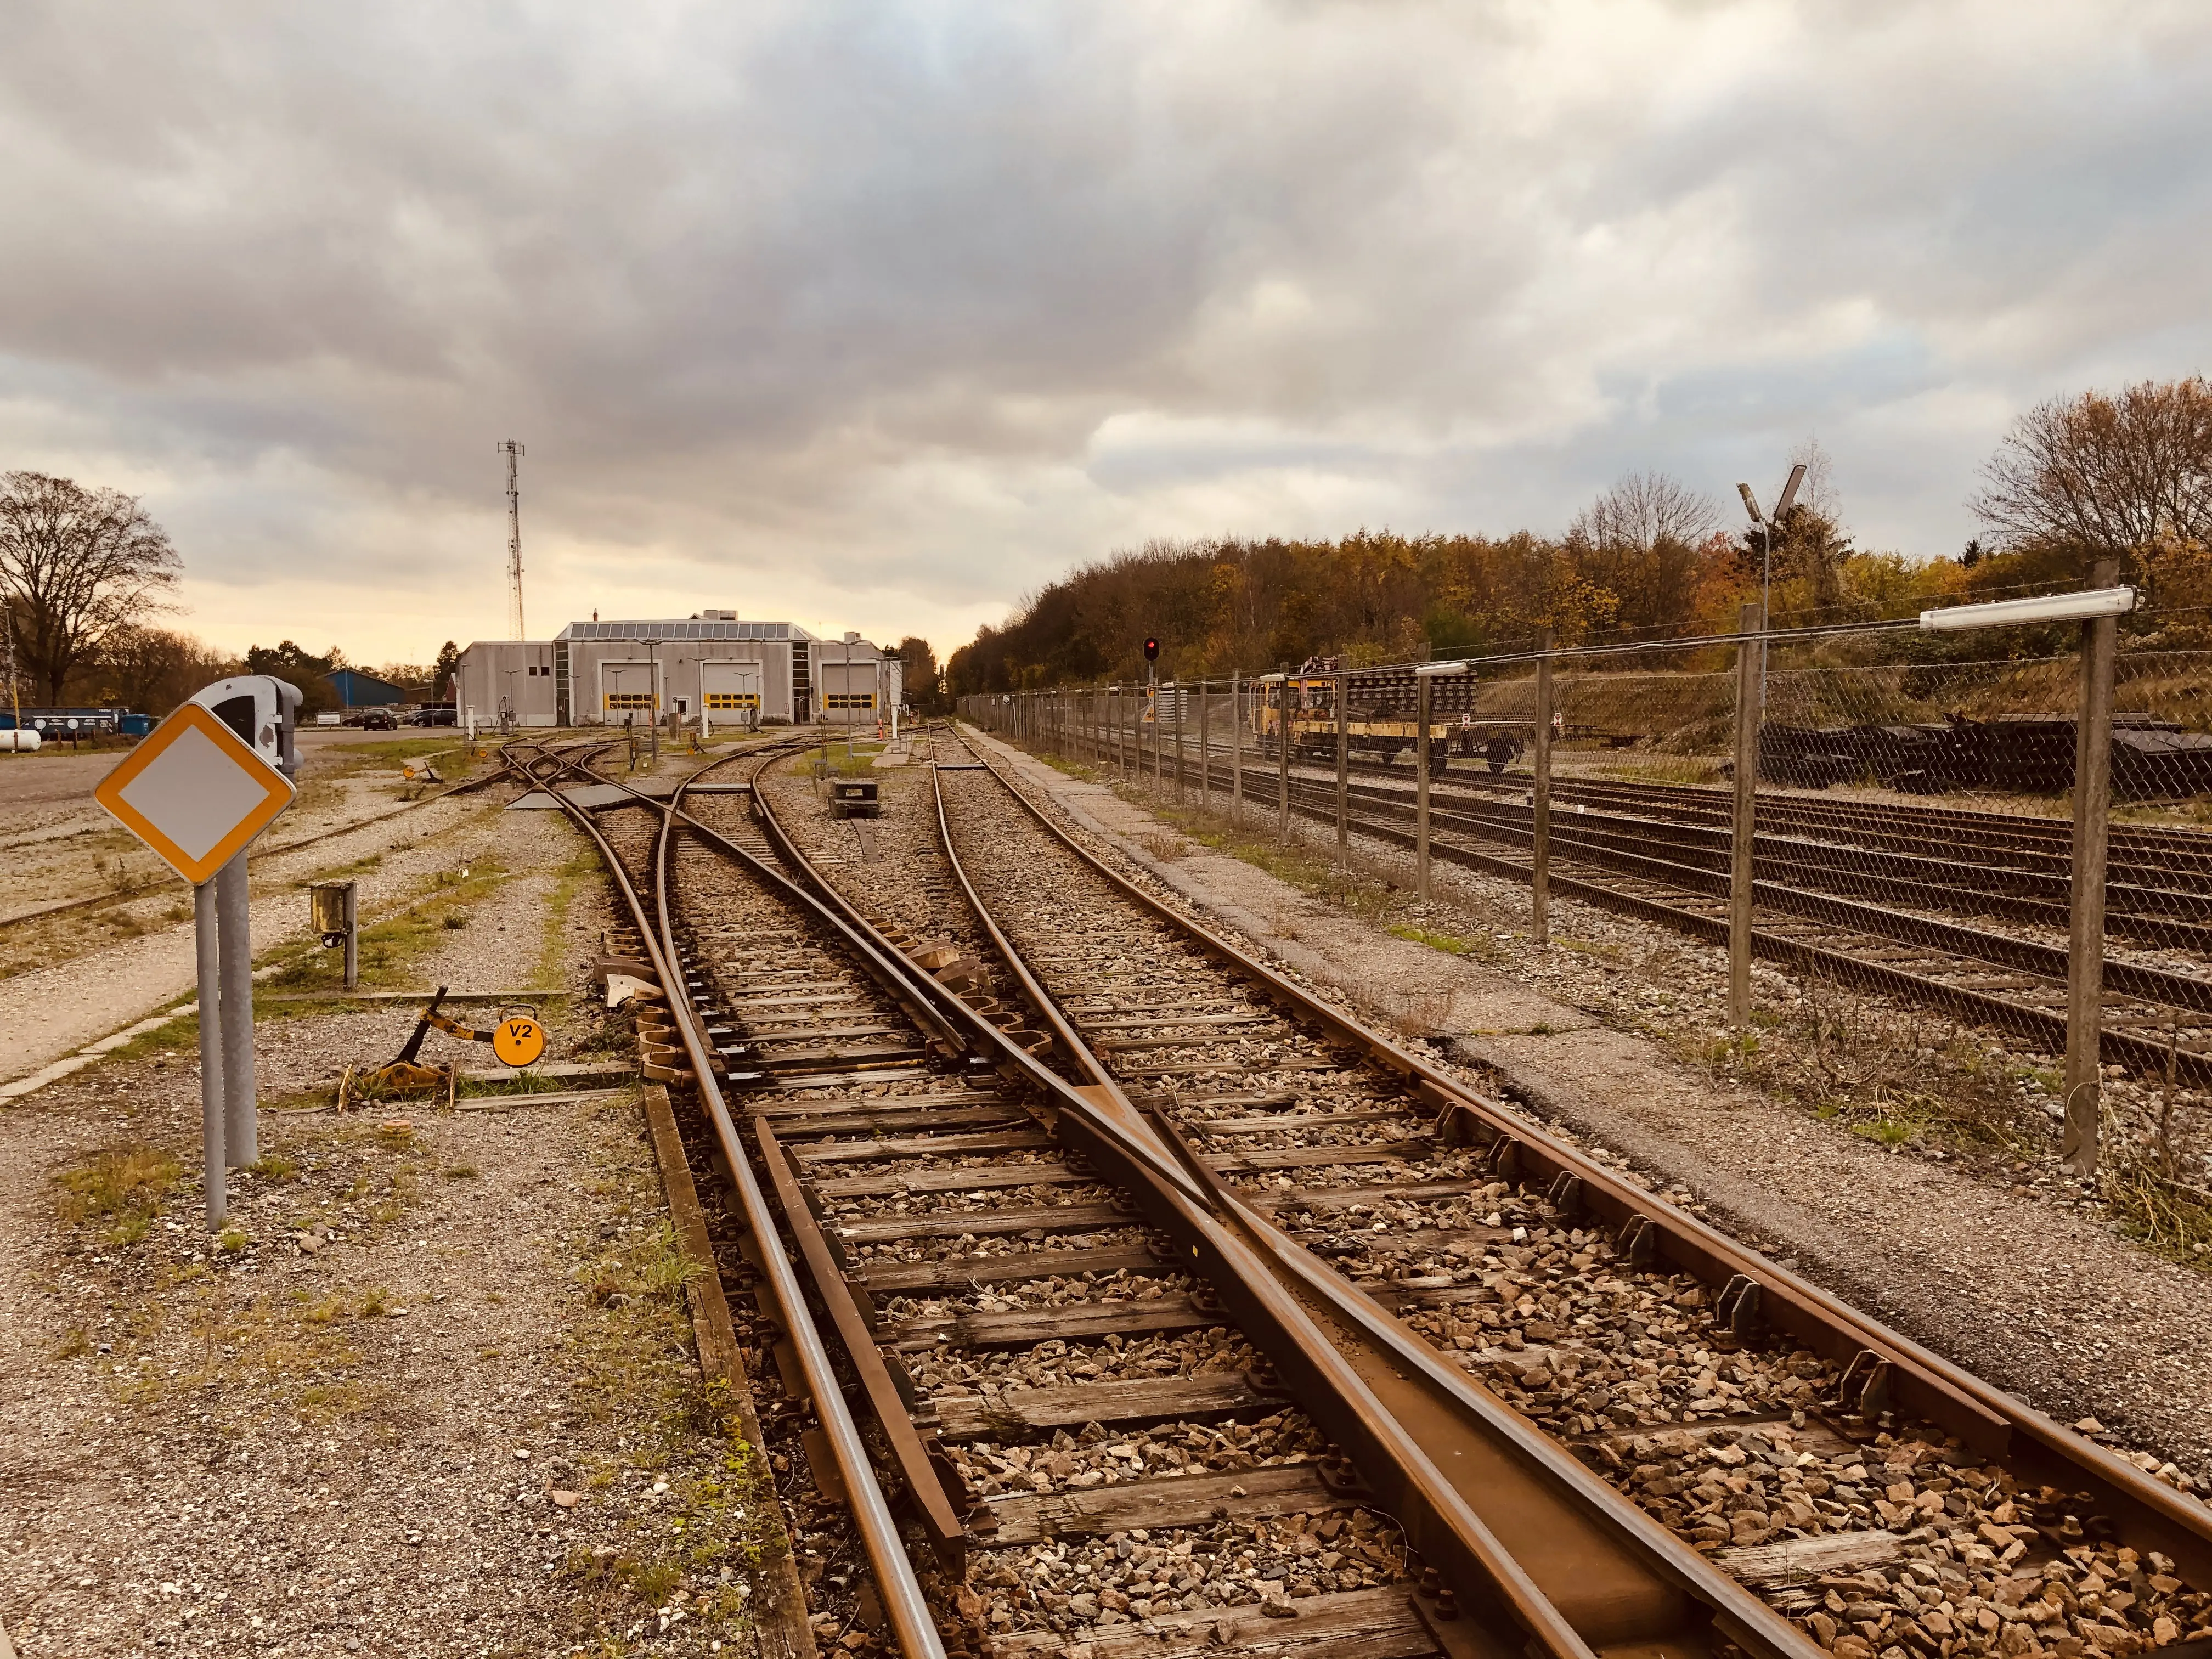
[89,625,235,716]
[0,472,182,703]
[1566,472,1718,634]
[895,636,945,711]
[1972,376,2212,573]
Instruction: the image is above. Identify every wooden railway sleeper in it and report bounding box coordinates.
[949,733,2212,1573]
[754,1115,980,1575]
[962,742,2060,1466]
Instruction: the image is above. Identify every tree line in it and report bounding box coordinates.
[948,377,2212,693]
[0,470,458,718]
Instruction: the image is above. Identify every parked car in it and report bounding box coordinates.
[357,708,397,731]
[408,707,456,727]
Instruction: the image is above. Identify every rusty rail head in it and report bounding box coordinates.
[751,1115,975,1574]
[512,741,950,1659]
[927,737,1823,1659]
[947,724,2212,1591]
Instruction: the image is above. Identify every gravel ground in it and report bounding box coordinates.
[0,781,501,1087]
[0,798,772,1658]
[964,726,2212,1492]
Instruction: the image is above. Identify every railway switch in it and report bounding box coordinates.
[337,986,549,1109]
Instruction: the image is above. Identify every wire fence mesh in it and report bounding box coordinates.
[964,614,2212,1105]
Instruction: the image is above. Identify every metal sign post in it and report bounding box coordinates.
[93,680,298,1228]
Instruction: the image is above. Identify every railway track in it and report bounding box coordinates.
[1305,753,2212,951]
[1060,733,2212,1084]
[510,728,2212,1659]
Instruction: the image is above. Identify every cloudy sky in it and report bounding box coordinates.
[4,1,2209,665]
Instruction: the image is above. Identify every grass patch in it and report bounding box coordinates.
[55,1145,184,1243]
[2102,1166,2212,1263]
[1152,803,1399,923]
[263,859,512,1001]
[101,1009,201,1065]
[1386,921,1502,962]
[321,735,481,781]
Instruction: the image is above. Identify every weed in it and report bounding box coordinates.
[441,1163,480,1180]
[1853,1118,1917,1147]
[103,1014,199,1065]
[251,1154,300,1181]
[301,1295,347,1326]
[359,1287,391,1318]
[54,1328,91,1359]
[55,1144,183,1243]
[297,1380,385,1423]
[442,913,469,930]
[216,1228,250,1254]
[1386,921,1500,961]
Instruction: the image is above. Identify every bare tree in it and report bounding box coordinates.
[1788,436,1841,522]
[86,624,234,716]
[0,472,182,703]
[1568,472,1718,633]
[1571,470,1718,553]
[1972,377,2212,567]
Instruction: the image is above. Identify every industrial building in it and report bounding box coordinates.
[453,612,903,729]
[322,668,410,708]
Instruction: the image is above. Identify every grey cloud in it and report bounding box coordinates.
[3,1,2211,657]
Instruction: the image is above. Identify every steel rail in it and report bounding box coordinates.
[1256,741,2212,871]
[1191,741,2212,941]
[1149,744,2212,1082]
[1300,764,2212,946]
[732,735,1623,1657]
[741,743,1609,1658]
[504,740,950,1659]
[923,738,1826,1659]
[1299,769,2212,1013]
[949,721,2212,1587]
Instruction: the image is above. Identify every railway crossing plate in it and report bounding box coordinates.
[92,703,295,886]
[490,1014,548,1069]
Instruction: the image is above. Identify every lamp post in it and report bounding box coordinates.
[842,631,861,764]
[1735,463,1807,630]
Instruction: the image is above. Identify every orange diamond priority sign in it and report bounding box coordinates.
[94,703,295,887]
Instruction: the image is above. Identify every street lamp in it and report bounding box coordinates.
[841,630,861,763]
[1735,462,1807,626]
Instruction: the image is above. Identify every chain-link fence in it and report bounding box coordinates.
[961,597,2212,1178]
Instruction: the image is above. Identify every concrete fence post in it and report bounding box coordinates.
[1335,670,1350,860]
[1173,683,1186,805]
[2064,555,2122,1175]
[1532,629,1554,946]
[1199,679,1211,814]
[1729,600,1764,1028]
[1231,671,1244,828]
[1417,672,1434,901]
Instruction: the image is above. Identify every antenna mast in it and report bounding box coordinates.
[499,440,526,640]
